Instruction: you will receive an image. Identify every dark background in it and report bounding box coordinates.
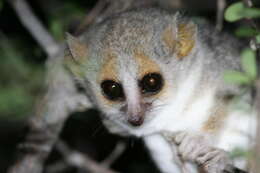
[0,0,259,172]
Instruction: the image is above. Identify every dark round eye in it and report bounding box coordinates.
[140,73,163,95]
[101,80,124,101]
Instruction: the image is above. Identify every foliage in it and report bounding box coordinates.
[48,1,85,40]
[224,0,259,162]
[230,147,252,159]
[224,1,259,86]
[225,2,260,22]
[235,26,258,37]
[224,48,257,85]
[0,35,44,119]
[0,0,88,120]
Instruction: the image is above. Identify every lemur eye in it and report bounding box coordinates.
[140,73,163,95]
[101,80,125,101]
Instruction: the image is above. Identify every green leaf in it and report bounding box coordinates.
[235,26,258,37]
[230,147,251,159]
[256,34,260,44]
[243,7,260,18]
[225,2,245,22]
[49,19,63,40]
[0,36,44,119]
[223,71,251,85]
[241,48,257,79]
[0,87,32,117]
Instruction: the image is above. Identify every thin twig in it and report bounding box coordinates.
[251,80,260,173]
[47,141,126,173]
[75,0,108,36]
[241,1,260,172]
[6,1,158,173]
[216,0,226,31]
[101,142,126,167]
[46,160,70,173]
[7,0,60,57]
[97,0,156,23]
[242,0,260,50]
[243,0,253,7]
[56,140,118,173]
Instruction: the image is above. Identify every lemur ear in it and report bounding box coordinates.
[65,33,88,77]
[66,33,88,63]
[162,21,197,59]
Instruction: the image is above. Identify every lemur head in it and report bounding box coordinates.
[65,9,197,135]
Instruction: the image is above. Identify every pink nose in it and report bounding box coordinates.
[126,102,149,126]
[120,102,151,127]
[127,115,144,126]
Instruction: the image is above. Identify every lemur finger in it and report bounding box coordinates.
[173,131,187,145]
[197,149,234,173]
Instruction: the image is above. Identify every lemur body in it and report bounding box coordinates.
[65,8,256,173]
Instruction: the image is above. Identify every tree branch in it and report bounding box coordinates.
[74,0,108,36]
[46,141,126,173]
[242,0,260,50]
[46,160,70,173]
[101,141,126,167]
[7,1,154,173]
[7,51,92,173]
[251,80,260,173]
[56,140,118,173]
[96,0,156,23]
[7,0,60,57]
[239,1,260,172]
[216,0,226,31]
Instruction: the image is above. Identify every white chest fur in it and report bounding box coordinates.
[144,134,198,173]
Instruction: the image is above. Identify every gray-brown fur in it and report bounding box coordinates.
[65,8,251,173]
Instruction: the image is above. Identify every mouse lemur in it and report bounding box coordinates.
[64,8,256,173]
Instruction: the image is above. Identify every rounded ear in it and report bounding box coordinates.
[176,22,197,58]
[66,33,88,63]
[162,21,197,59]
[64,33,88,77]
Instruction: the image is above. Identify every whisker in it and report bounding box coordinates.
[109,114,125,122]
[148,103,168,112]
[106,114,131,130]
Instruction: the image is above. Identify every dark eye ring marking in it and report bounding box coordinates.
[101,80,125,101]
[139,73,164,96]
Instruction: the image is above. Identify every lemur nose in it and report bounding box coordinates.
[121,102,151,126]
[128,115,144,126]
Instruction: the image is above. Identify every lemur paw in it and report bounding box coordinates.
[175,132,213,161]
[162,131,234,173]
[196,148,233,173]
